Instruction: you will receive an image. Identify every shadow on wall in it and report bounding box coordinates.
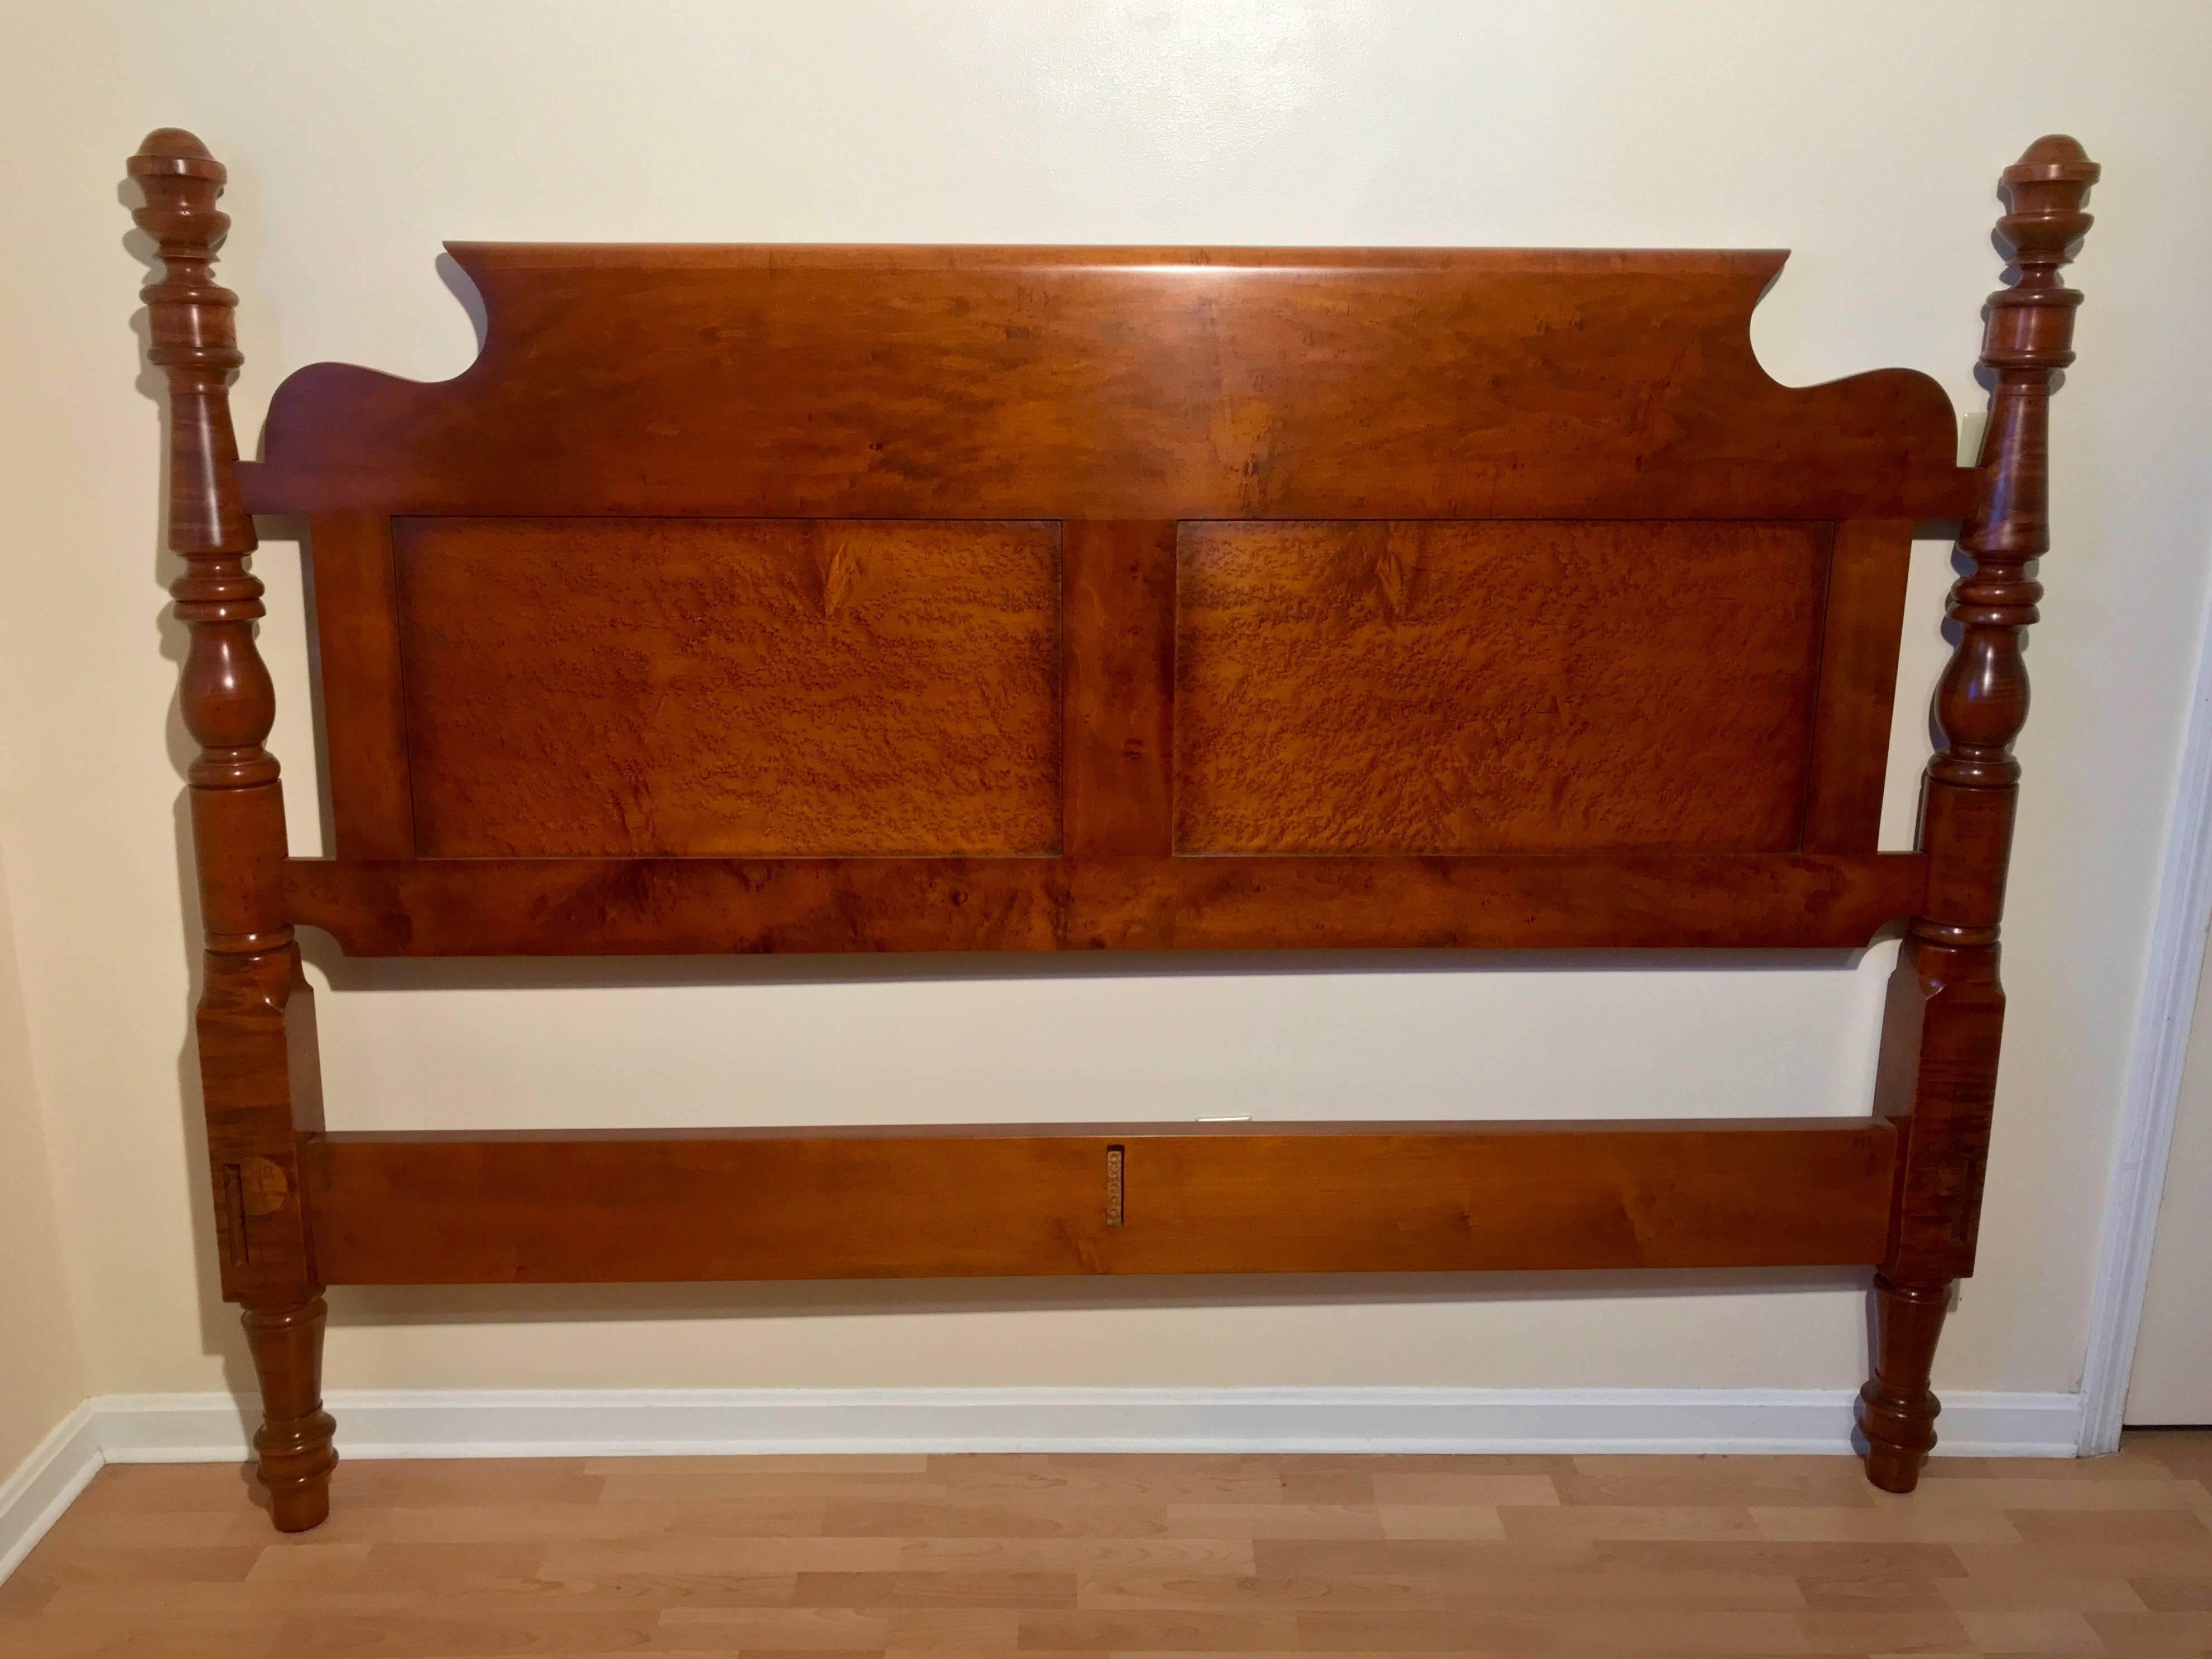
[291,935,1882,995]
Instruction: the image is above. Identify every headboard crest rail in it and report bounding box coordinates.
[128,129,2097,1529]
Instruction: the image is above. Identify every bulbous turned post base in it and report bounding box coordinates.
[1857,1274,1950,1494]
[242,1298,337,1532]
[1860,1386,1941,1493]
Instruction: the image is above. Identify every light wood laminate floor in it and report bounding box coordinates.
[2,1433,2209,1656]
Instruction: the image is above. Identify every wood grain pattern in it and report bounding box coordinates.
[301,1119,1898,1283]
[1175,520,1829,854]
[1062,521,1175,859]
[241,1300,337,1535]
[7,1437,2209,1657]
[283,850,1929,955]
[129,127,337,1531]
[305,513,412,859]
[1802,520,1914,854]
[240,246,1971,522]
[393,517,1061,857]
[1856,135,2101,1492]
[127,130,2096,1529]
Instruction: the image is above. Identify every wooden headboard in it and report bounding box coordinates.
[129,130,2099,1529]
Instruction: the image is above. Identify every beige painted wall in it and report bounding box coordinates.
[0,842,87,1475]
[1,2,2208,1403]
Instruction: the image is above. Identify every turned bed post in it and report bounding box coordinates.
[129,130,337,1532]
[1858,135,2099,1492]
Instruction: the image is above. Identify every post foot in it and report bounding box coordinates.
[243,1297,337,1532]
[1857,1273,1949,1494]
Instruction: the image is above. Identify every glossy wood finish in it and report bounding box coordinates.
[241,246,1971,522]
[1062,522,1176,860]
[305,514,411,859]
[1856,135,2100,1491]
[1175,520,1830,854]
[1802,520,1916,854]
[241,1300,338,1534]
[13,1437,2211,1658]
[303,1119,1898,1284]
[128,131,2096,1531]
[284,850,1930,955]
[1861,1274,1952,1493]
[129,128,336,1532]
[394,517,1062,856]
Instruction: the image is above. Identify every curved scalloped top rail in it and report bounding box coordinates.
[241,245,1972,521]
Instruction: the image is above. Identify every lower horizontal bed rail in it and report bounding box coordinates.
[300,1118,1898,1283]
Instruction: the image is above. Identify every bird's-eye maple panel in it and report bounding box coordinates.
[1174,520,1831,854]
[393,516,1063,857]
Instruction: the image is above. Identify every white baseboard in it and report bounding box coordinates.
[1,1383,2086,1581]
[89,1382,2085,1462]
[0,1404,102,1585]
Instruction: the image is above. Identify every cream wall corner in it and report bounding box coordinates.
[0,841,88,1480]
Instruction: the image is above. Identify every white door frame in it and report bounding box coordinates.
[2078,571,2212,1450]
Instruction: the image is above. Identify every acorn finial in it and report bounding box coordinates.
[1997,134,2099,276]
[128,128,231,266]
[137,127,219,165]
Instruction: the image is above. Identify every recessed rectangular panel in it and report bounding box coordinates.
[395,517,1061,856]
[1175,521,1830,854]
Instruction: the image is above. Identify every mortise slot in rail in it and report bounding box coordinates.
[1105,1144,1125,1226]
[219,1164,247,1265]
